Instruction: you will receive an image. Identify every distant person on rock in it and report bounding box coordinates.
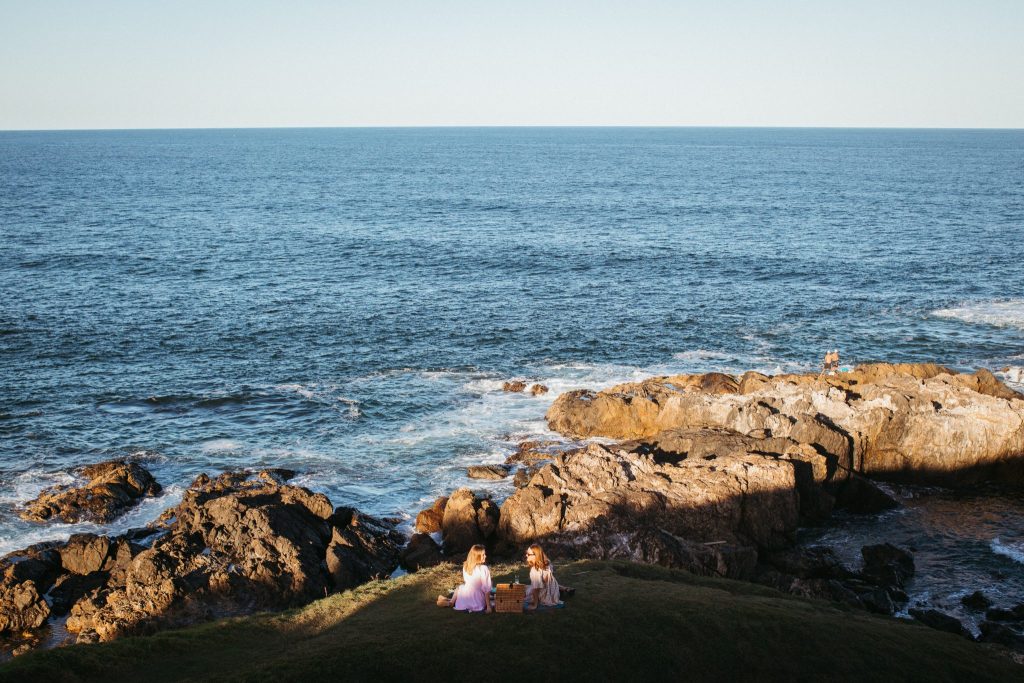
[821,349,840,376]
[436,544,492,612]
[524,544,561,609]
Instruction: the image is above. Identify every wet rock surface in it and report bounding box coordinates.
[19,461,162,524]
[1,470,401,650]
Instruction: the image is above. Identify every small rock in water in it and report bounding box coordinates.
[529,384,549,396]
[502,380,527,393]
[861,543,915,588]
[18,460,162,524]
[466,464,510,480]
[961,590,992,612]
[908,608,973,639]
[505,440,559,465]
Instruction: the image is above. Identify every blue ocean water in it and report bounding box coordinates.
[2,128,1023,619]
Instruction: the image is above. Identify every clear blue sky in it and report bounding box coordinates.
[1,0,1022,129]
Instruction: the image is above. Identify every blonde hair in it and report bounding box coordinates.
[527,544,550,570]
[463,544,487,574]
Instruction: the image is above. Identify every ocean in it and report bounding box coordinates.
[1,127,1023,628]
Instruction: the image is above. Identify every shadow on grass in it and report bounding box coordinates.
[2,560,1020,683]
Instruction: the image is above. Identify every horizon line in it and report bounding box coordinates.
[3,124,1024,133]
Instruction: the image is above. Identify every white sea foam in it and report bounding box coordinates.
[932,299,1024,330]
[200,439,244,453]
[0,470,77,507]
[275,383,362,418]
[992,538,1024,565]
[672,349,735,361]
[995,365,1024,392]
[0,484,184,557]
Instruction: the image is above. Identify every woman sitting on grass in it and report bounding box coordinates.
[436,544,492,613]
[524,544,560,609]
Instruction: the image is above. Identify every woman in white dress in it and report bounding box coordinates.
[524,544,560,609]
[436,544,492,613]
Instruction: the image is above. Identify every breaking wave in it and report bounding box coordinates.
[932,299,1024,330]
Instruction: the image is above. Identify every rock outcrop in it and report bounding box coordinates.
[415,496,448,534]
[466,464,510,480]
[497,435,805,579]
[398,534,444,571]
[0,470,401,647]
[441,488,499,554]
[19,460,162,523]
[546,364,1024,486]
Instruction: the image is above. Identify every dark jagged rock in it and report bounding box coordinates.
[511,465,538,488]
[985,603,1024,622]
[415,496,448,534]
[505,440,560,466]
[326,508,403,591]
[49,571,110,617]
[466,464,510,480]
[961,590,992,612]
[833,475,899,514]
[978,621,1024,651]
[0,469,402,646]
[0,580,50,633]
[861,543,915,589]
[19,460,162,524]
[1,542,62,590]
[441,488,499,554]
[59,534,111,576]
[909,608,973,639]
[860,588,896,615]
[399,534,444,572]
[761,547,854,581]
[0,543,63,635]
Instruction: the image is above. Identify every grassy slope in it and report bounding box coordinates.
[1,560,1019,682]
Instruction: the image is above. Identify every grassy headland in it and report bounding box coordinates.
[1,560,1019,682]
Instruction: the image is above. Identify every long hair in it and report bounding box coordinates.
[527,544,550,570]
[463,544,487,575]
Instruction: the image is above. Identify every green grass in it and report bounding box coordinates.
[1,561,1019,682]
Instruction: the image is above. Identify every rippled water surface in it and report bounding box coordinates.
[1,128,1023,606]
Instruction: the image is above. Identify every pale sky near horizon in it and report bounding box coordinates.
[1,0,1022,130]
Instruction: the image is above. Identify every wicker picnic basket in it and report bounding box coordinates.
[494,583,527,613]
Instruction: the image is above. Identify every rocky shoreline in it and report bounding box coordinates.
[3,363,1024,658]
